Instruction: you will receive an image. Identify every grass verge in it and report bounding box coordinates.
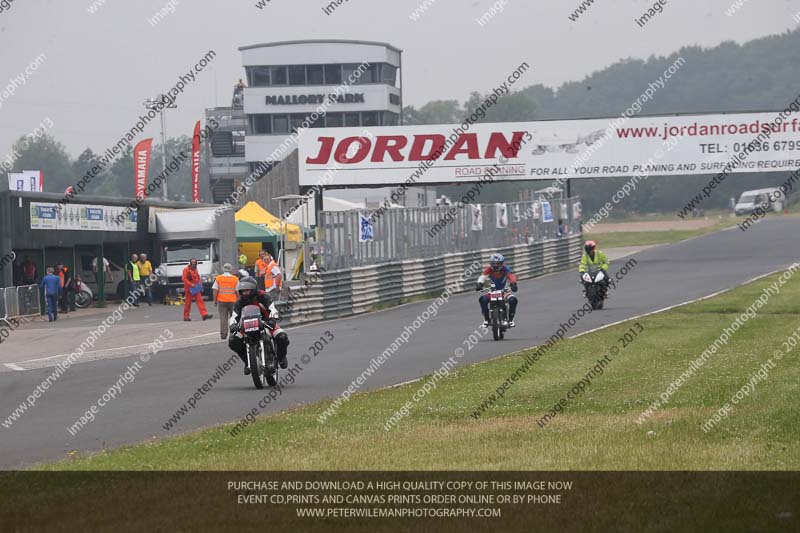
[41,269,800,471]
[589,218,737,248]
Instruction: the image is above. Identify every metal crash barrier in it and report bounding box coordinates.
[278,234,582,325]
[0,284,41,327]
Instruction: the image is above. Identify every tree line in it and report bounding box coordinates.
[404,29,800,215]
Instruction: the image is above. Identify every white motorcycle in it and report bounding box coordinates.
[581,267,608,310]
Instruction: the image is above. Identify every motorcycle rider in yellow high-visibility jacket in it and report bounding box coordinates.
[579,240,610,289]
[579,240,609,273]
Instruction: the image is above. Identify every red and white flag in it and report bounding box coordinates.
[191,120,201,203]
[133,138,153,200]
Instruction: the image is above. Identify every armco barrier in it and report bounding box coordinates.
[279,235,581,325]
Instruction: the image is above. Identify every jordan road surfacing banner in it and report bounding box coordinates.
[299,110,800,186]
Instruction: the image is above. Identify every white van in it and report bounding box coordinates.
[79,256,127,299]
[734,188,784,216]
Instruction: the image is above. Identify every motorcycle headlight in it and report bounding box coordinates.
[582,273,591,282]
[159,278,168,286]
[596,271,605,281]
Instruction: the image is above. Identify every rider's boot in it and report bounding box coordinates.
[236,351,250,375]
[276,332,289,369]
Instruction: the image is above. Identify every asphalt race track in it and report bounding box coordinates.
[1,218,798,468]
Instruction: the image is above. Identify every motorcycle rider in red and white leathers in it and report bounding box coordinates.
[475,253,519,328]
[228,276,290,375]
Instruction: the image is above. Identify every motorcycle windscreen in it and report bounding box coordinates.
[241,305,262,333]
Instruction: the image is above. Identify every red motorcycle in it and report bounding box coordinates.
[237,305,279,389]
[482,286,512,341]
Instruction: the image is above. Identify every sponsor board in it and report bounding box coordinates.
[7,170,43,192]
[30,202,137,232]
[299,111,800,186]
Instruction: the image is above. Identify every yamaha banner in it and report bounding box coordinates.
[133,138,153,201]
[192,120,201,203]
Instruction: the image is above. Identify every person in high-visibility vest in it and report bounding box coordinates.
[263,252,283,296]
[255,250,269,291]
[55,263,75,313]
[213,263,238,340]
[126,254,141,307]
[579,240,611,290]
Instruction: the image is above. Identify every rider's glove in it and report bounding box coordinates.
[265,318,277,329]
[229,323,238,335]
[510,283,518,292]
[475,283,483,292]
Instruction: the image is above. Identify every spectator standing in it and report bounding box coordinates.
[263,251,283,297]
[212,263,238,340]
[232,78,246,107]
[55,263,76,313]
[309,247,325,272]
[182,258,213,322]
[20,256,37,285]
[557,218,569,237]
[92,256,113,290]
[238,253,251,276]
[40,267,61,322]
[126,254,141,307]
[255,250,269,291]
[137,253,154,306]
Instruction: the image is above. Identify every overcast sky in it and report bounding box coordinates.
[0,0,796,159]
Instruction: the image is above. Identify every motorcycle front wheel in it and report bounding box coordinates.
[248,344,265,389]
[491,308,501,341]
[587,286,600,310]
[263,339,278,387]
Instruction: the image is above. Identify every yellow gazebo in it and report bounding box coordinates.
[235,201,303,242]
[235,202,304,266]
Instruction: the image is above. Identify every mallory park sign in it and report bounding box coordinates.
[266,93,366,106]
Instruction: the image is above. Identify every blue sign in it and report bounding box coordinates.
[86,208,104,221]
[541,201,554,223]
[359,214,374,242]
[36,205,57,219]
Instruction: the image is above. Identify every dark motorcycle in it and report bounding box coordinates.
[238,305,278,389]
[582,267,608,310]
[483,286,512,341]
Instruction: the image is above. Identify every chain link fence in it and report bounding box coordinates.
[313,197,582,270]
